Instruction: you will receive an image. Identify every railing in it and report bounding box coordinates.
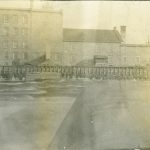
[0,65,150,80]
[58,66,150,80]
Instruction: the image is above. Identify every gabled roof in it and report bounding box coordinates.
[63,28,123,43]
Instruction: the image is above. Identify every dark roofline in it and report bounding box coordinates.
[63,28,123,43]
[63,28,117,32]
[121,44,150,47]
[0,7,62,14]
[63,40,121,43]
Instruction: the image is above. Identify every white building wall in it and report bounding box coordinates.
[63,42,121,66]
[121,45,150,66]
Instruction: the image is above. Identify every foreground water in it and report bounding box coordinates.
[0,79,84,150]
[0,79,150,150]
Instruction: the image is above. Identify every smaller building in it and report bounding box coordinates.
[121,44,150,66]
[62,28,123,66]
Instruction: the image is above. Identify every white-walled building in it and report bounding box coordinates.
[62,28,123,66]
[121,44,150,66]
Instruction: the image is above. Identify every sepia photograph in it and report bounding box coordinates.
[0,0,150,150]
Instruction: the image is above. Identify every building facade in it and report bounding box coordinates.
[62,27,150,67]
[121,44,150,66]
[62,28,123,66]
[119,26,150,66]
[0,7,62,65]
[0,7,149,67]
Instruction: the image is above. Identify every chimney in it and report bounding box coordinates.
[120,26,126,42]
[30,0,33,10]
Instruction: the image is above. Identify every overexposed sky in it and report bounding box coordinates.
[0,0,150,44]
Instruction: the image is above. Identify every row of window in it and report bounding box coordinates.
[4,52,28,60]
[1,40,27,49]
[53,53,77,63]
[2,27,28,36]
[2,14,28,24]
[95,49,113,54]
[123,56,141,64]
[93,54,142,65]
[101,56,141,64]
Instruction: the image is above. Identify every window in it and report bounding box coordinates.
[95,49,100,54]
[54,53,59,61]
[22,28,27,36]
[136,56,140,65]
[12,15,18,24]
[3,27,9,36]
[70,55,74,63]
[95,45,101,54]
[22,41,27,48]
[13,52,18,60]
[5,51,9,59]
[148,58,150,63]
[2,40,8,48]
[108,56,113,65]
[22,15,28,24]
[23,52,28,60]
[94,56,108,66]
[123,56,127,64]
[13,27,18,35]
[12,41,18,49]
[3,14,9,24]
[4,62,8,65]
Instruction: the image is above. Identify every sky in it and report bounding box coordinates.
[0,0,150,44]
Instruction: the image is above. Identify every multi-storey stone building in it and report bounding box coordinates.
[0,7,62,65]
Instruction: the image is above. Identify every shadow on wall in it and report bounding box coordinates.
[25,55,46,65]
[76,59,94,67]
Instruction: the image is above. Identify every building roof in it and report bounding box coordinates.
[63,28,123,43]
[121,44,150,47]
[0,7,62,14]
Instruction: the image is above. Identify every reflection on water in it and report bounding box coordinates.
[49,80,150,150]
[0,79,85,150]
[0,79,84,101]
[2,80,150,150]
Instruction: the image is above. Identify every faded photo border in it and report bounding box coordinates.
[0,1,150,150]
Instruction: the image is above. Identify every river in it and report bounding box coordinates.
[0,79,150,150]
[0,79,84,150]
